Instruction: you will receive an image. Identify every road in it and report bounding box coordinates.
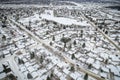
[9,19,107,80]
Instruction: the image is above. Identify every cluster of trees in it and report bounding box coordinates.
[70,66,75,72]
[84,73,88,80]
[61,37,71,48]
[46,73,55,80]
[2,35,6,41]
[40,56,44,64]
[30,52,35,59]
[71,54,75,59]
[5,74,17,80]
[27,73,33,79]
[80,30,83,38]
[82,43,86,48]
[1,15,7,28]
[18,58,24,65]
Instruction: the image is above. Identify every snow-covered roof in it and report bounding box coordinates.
[109,55,120,62]
[107,64,120,76]
[0,73,6,79]
[100,72,107,78]
[28,66,36,73]
[31,71,38,79]
[86,58,95,64]
[92,63,100,70]
[70,72,82,80]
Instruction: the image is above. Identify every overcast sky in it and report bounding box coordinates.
[0,0,119,4]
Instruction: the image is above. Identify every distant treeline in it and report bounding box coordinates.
[106,6,120,11]
[0,0,120,4]
[0,0,50,4]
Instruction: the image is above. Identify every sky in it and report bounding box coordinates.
[0,0,119,4]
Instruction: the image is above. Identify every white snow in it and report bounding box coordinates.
[28,66,36,73]
[0,73,6,79]
[86,58,95,64]
[40,11,90,26]
[100,72,107,78]
[107,65,119,76]
[31,71,38,79]
[70,72,82,80]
